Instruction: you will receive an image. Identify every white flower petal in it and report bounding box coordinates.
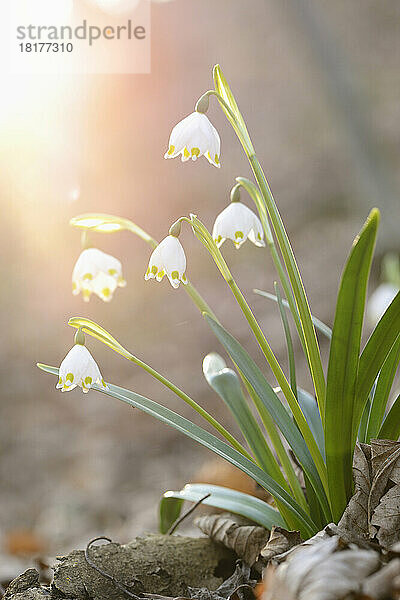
[91,272,118,302]
[57,344,107,394]
[72,248,125,302]
[145,235,187,289]
[213,202,264,248]
[165,112,221,167]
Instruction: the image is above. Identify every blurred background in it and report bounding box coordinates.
[1,0,399,583]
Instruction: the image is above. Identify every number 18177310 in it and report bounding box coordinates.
[19,42,73,53]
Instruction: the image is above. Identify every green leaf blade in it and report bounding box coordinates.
[202,315,331,522]
[159,496,184,534]
[161,483,285,531]
[325,209,379,521]
[254,289,332,340]
[203,353,287,487]
[378,393,400,440]
[365,335,400,442]
[297,388,325,460]
[202,353,298,528]
[355,290,400,440]
[37,363,317,538]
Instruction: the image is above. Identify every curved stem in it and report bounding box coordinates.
[196,90,254,156]
[127,353,253,460]
[69,318,253,461]
[204,79,326,420]
[249,156,326,419]
[243,379,308,511]
[196,91,238,130]
[180,217,328,496]
[235,177,307,354]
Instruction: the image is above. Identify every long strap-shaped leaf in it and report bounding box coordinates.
[249,156,326,419]
[38,363,317,537]
[325,209,379,521]
[160,483,285,533]
[254,289,332,340]
[203,355,289,489]
[378,393,400,441]
[365,334,400,442]
[297,388,325,459]
[354,290,400,442]
[203,354,300,529]
[202,314,331,521]
[213,66,325,416]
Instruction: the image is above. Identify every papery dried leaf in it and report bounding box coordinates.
[370,440,400,516]
[262,536,379,600]
[189,562,256,600]
[260,527,302,563]
[338,444,371,540]
[195,513,269,566]
[371,485,400,548]
[338,440,400,547]
[270,526,333,564]
[361,558,400,599]
[213,561,256,600]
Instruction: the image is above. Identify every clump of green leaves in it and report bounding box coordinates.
[38,66,400,538]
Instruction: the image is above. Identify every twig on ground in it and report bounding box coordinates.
[167,494,211,535]
[85,536,142,600]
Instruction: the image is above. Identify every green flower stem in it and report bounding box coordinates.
[184,217,328,497]
[227,278,328,495]
[202,85,326,420]
[235,177,307,354]
[185,281,218,321]
[243,379,308,511]
[68,318,253,462]
[248,155,326,419]
[70,212,220,322]
[126,355,253,460]
[196,90,254,156]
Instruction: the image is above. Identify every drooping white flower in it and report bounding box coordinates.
[212,202,265,249]
[56,344,108,394]
[367,283,399,326]
[72,248,126,302]
[144,235,187,289]
[164,112,221,167]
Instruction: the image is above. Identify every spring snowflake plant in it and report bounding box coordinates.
[38,66,400,539]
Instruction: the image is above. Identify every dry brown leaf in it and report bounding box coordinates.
[371,485,400,548]
[260,527,302,563]
[361,558,400,599]
[369,440,400,517]
[262,536,380,600]
[194,513,269,566]
[338,443,371,540]
[338,439,400,547]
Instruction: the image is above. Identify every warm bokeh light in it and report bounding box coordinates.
[87,0,141,15]
[12,0,74,22]
[1,0,399,564]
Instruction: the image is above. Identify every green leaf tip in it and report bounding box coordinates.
[37,363,59,376]
[356,208,380,241]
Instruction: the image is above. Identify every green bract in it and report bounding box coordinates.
[38,66,400,537]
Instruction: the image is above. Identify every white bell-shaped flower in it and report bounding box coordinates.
[144,235,188,289]
[212,202,265,249]
[367,283,399,326]
[72,248,126,302]
[164,112,221,168]
[56,344,108,394]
